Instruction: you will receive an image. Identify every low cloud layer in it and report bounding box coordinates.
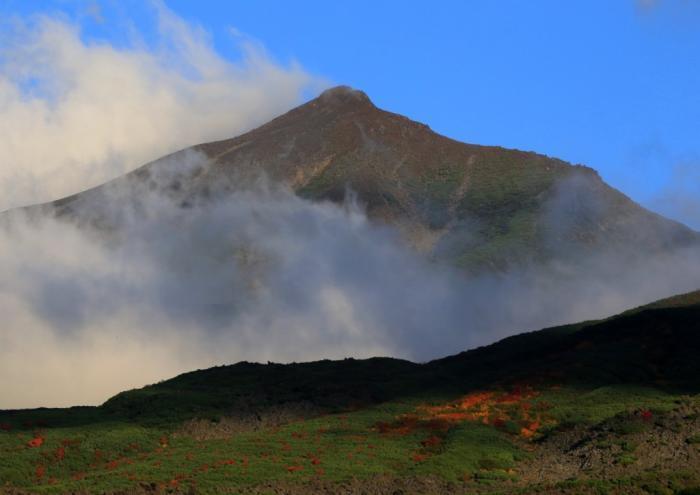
[1,3,699,411]
[2,151,700,409]
[0,3,316,212]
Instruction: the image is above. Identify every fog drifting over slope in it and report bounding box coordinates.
[2,4,700,410]
[2,151,700,409]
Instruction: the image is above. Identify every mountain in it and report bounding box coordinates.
[16,85,699,272]
[2,290,700,494]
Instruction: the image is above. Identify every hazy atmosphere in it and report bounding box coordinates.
[1,1,698,410]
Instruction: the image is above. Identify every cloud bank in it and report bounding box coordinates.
[0,4,316,212]
[2,150,700,409]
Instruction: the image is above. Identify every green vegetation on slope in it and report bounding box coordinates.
[2,290,700,494]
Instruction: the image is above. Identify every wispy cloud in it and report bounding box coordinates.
[0,3,318,212]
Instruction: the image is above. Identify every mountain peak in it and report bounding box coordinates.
[317,85,373,107]
[20,83,700,275]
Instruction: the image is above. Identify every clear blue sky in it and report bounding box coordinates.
[3,0,700,227]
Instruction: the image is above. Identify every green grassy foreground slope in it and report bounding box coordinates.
[1,291,700,494]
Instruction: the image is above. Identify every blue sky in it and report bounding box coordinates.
[2,0,699,227]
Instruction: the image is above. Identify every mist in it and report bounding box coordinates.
[1,3,699,411]
[1,149,699,409]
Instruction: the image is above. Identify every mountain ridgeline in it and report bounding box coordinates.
[17,85,699,272]
[28,289,700,423]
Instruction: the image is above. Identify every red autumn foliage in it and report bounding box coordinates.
[27,436,44,448]
[106,460,120,470]
[218,459,236,465]
[0,423,11,431]
[424,418,452,432]
[291,431,305,439]
[376,415,420,435]
[310,457,321,465]
[377,385,552,447]
[242,456,249,467]
[420,436,442,448]
[286,465,304,472]
[35,465,45,479]
[71,472,86,481]
[55,446,65,461]
[411,453,428,462]
[641,409,653,421]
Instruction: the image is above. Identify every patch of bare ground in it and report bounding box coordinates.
[518,400,700,485]
[174,400,323,440]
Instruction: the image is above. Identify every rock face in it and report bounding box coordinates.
[16,85,699,272]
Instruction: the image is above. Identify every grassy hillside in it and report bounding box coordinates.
[1,290,700,494]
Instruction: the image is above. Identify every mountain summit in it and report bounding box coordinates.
[20,85,700,271]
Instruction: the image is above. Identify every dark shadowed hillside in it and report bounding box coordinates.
[96,290,700,424]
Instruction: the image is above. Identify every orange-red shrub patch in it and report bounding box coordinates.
[55,446,65,461]
[27,436,44,448]
[376,386,553,443]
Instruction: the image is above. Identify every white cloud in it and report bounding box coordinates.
[2,155,699,409]
[0,4,318,211]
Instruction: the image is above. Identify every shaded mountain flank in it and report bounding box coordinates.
[14,85,699,273]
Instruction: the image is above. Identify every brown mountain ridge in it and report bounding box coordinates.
[16,85,700,272]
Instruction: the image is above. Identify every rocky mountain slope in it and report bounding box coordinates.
[17,86,699,272]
